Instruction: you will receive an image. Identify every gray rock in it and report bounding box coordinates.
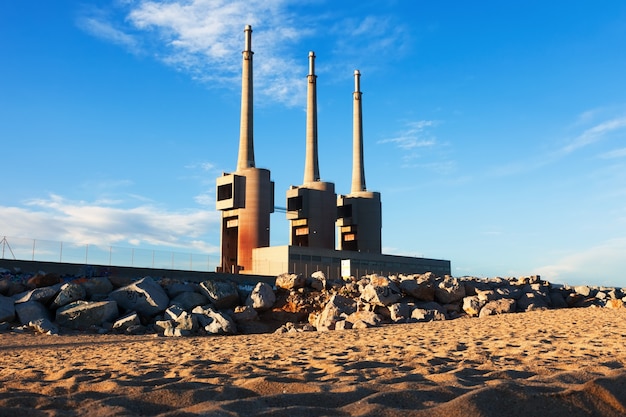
[15,301,51,325]
[517,291,550,312]
[0,294,15,322]
[164,305,186,321]
[171,291,208,310]
[309,271,327,291]
[199,280,239,309]
[13,283,63,304]
[275,273,306,290]
[389,302,415,323]
[346,310,384,328]
[113,312,141,332]
[462,296,484,317]
[399,274,435,301]
[574,285,592,297]
[232,305,259,322]
[51,283,87,309]
[549,291,568,308]
[29,318,59,335]
[56,301,119,330]
[479,298,516,317]
[435,278,466,304]
[360,275,401,307]
[109,277,169,316]
[81,277,114,299]
[164,282,198,298]
[315,295,357,331]
[174,310,198,332]
[192,305,237,335]
[154,319,175,334]
[246,282,276,311]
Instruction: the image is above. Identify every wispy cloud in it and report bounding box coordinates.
[599,147,626,159]
[0,194,220,253]
[561,115,626,154]
[76,12,141,53]
[534,237,626,286]
[378,120,439,150]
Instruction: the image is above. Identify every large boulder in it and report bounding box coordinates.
[275,273,306,291]
[0,294,15,322]
[462,296,484,317]
[246,282,276,311]
[388,302,415,323]
[109,277,169,316]
[15,300,51,325]
[13,283,63,305]
[399,274,435,301]
[81,277,114,299]
[314,295,357,331]
[192,305,237,335]
[171,291,208,310]
[56,300,119,330]
[346,310,384,328]
[199,280,239,309]
[51,283,87,309]
[112,312,141,333]
[479,298,517,317]
[435,278,466,304]
[360,275,401,307]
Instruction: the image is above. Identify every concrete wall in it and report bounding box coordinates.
[0,259,276,285]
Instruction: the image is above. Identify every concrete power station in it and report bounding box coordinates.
[216,25,450,278]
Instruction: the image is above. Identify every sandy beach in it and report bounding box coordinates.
[2,306,626,416]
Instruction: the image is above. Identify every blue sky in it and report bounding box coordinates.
[2,0,626,286]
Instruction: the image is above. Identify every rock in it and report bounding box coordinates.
[360,275,401,307]
[399,274,435,301]
[517,291,549,312]
[435,278,466,304]
[26,273,61,289]
[0,294,15,322]
[389,302,415,323]
[475,289,498,302]
[154,320,175,334]
[164,282,198,298]
[51,283,87,309]
[346,310,384,328]
[574,285,592,297]
[29,318,59,335]
[81,277,114,299]
[549,291,568,309]
[164,305,186,321]
[479,298,517,317]
[171,291,208,310]
[192,305,237,335]
[606,299,624,309]
[174,311,198,332]
[113,312,141,332]
[15,301,51,325]
[198,280,239,309]
[13,284,63,305]
[462,296,484,317]
[56,301,119,330]
[309,271,327,291]
[315,295,357,331]
[246,282,276,311]
[275,273,306,291]
[232,305,259,322]
[109,277,169,316]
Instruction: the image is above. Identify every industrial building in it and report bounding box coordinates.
[216,25,451,278]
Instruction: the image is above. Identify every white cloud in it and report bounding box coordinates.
[379,120,439,150]
[562,115,626,154]
[599,147,626,159]
[534,237,626,287]
[0,194,220,254]
[76,15,141,53]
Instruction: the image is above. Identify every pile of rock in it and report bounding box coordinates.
[0,267,623,337]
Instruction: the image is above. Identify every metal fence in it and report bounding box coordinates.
[0,236,218,272]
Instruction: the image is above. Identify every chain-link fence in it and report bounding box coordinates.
[0,236,218,272]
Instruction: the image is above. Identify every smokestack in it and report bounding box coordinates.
[351,69,366,192]
[237,25,255,171]
[303,51,320,183]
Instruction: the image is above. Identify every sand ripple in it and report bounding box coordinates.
[2,307,626,416]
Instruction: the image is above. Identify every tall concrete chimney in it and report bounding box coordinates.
[337,70,382,253]
[286,51,336,250]
[351,70,366,193]
[237,24,255,171]
[303,51,320,183]
[217,25,274,274]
